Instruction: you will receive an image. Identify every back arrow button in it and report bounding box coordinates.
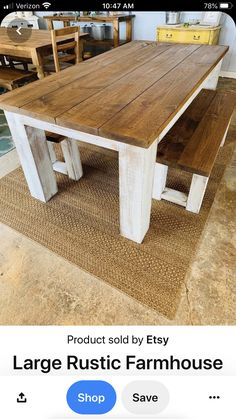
[7,19,33,43]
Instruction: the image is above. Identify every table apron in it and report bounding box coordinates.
[0,47,32,58]
[11,114,124,151]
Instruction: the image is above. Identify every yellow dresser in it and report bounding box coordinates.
[157,25,221,45]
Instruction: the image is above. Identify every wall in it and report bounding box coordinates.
[35,11,236,74]
[132,12,236,74]
[219,13,236,75]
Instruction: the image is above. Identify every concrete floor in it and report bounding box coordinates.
[0,81,236,326]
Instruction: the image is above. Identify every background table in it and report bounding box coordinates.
[0,41,228,243]
[0,28,88,79]
[44,14,135,48]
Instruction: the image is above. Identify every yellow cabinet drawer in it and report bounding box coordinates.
[156,27,220,45]
[157,29,175,42]
[157,29,210,44]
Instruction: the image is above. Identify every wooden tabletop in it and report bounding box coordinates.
[0,41,228,148]
[0,27,88,49]
[45,14,135,22]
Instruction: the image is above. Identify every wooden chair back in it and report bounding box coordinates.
[51,26,80,72]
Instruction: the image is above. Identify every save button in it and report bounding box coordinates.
[67,380,116,414]
[122,381,169,415]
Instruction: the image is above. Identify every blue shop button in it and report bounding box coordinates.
[67,380,116,415]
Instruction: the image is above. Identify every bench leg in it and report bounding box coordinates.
[204,59,223,90]
[61,138,83,181]
[186,174,209,214]
[220,118,231,147]
[47,141,68,175]
[47,138,83,180]
[152,163,168,200]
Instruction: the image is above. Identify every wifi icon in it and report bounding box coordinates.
[42,2,51,8]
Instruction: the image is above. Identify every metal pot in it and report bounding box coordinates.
[91,24,106,40]
[81,24,93,36]
[104,24,112,39]
[166,12,181,25]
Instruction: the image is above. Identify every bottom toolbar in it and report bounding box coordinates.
[0,375,233,418]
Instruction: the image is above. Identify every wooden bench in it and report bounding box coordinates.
[0,67,37,91]
[152,89,235,213]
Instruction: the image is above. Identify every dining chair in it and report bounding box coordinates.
[43,26,80,73]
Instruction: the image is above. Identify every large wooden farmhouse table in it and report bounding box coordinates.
[0,41,228,243]
[0,27,88,79]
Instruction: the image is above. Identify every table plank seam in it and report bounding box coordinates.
[22,43,174,118]
[94,45,203,133]
[55,45,201,134]
[0,42,170,111]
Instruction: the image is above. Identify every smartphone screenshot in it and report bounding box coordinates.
[0,0,235,418]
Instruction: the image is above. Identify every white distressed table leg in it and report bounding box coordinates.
[152,162,168,200]
[204,59,223,90]
[5,112,58,202]
[61,138,83,181]
[186,174,209,214]
[118,140,157,243]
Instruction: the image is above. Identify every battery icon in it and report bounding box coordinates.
[219,2,233,8]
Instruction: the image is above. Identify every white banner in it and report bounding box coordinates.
[0,326,235,418]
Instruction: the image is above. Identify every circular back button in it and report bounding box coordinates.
[122,381,169,415]
[7,20,32,44]
[67,380,116,415]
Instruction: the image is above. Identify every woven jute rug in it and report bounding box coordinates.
[0,130,234,319]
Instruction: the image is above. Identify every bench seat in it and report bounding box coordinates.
[153,89,235,213]
[0,67,37,91]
